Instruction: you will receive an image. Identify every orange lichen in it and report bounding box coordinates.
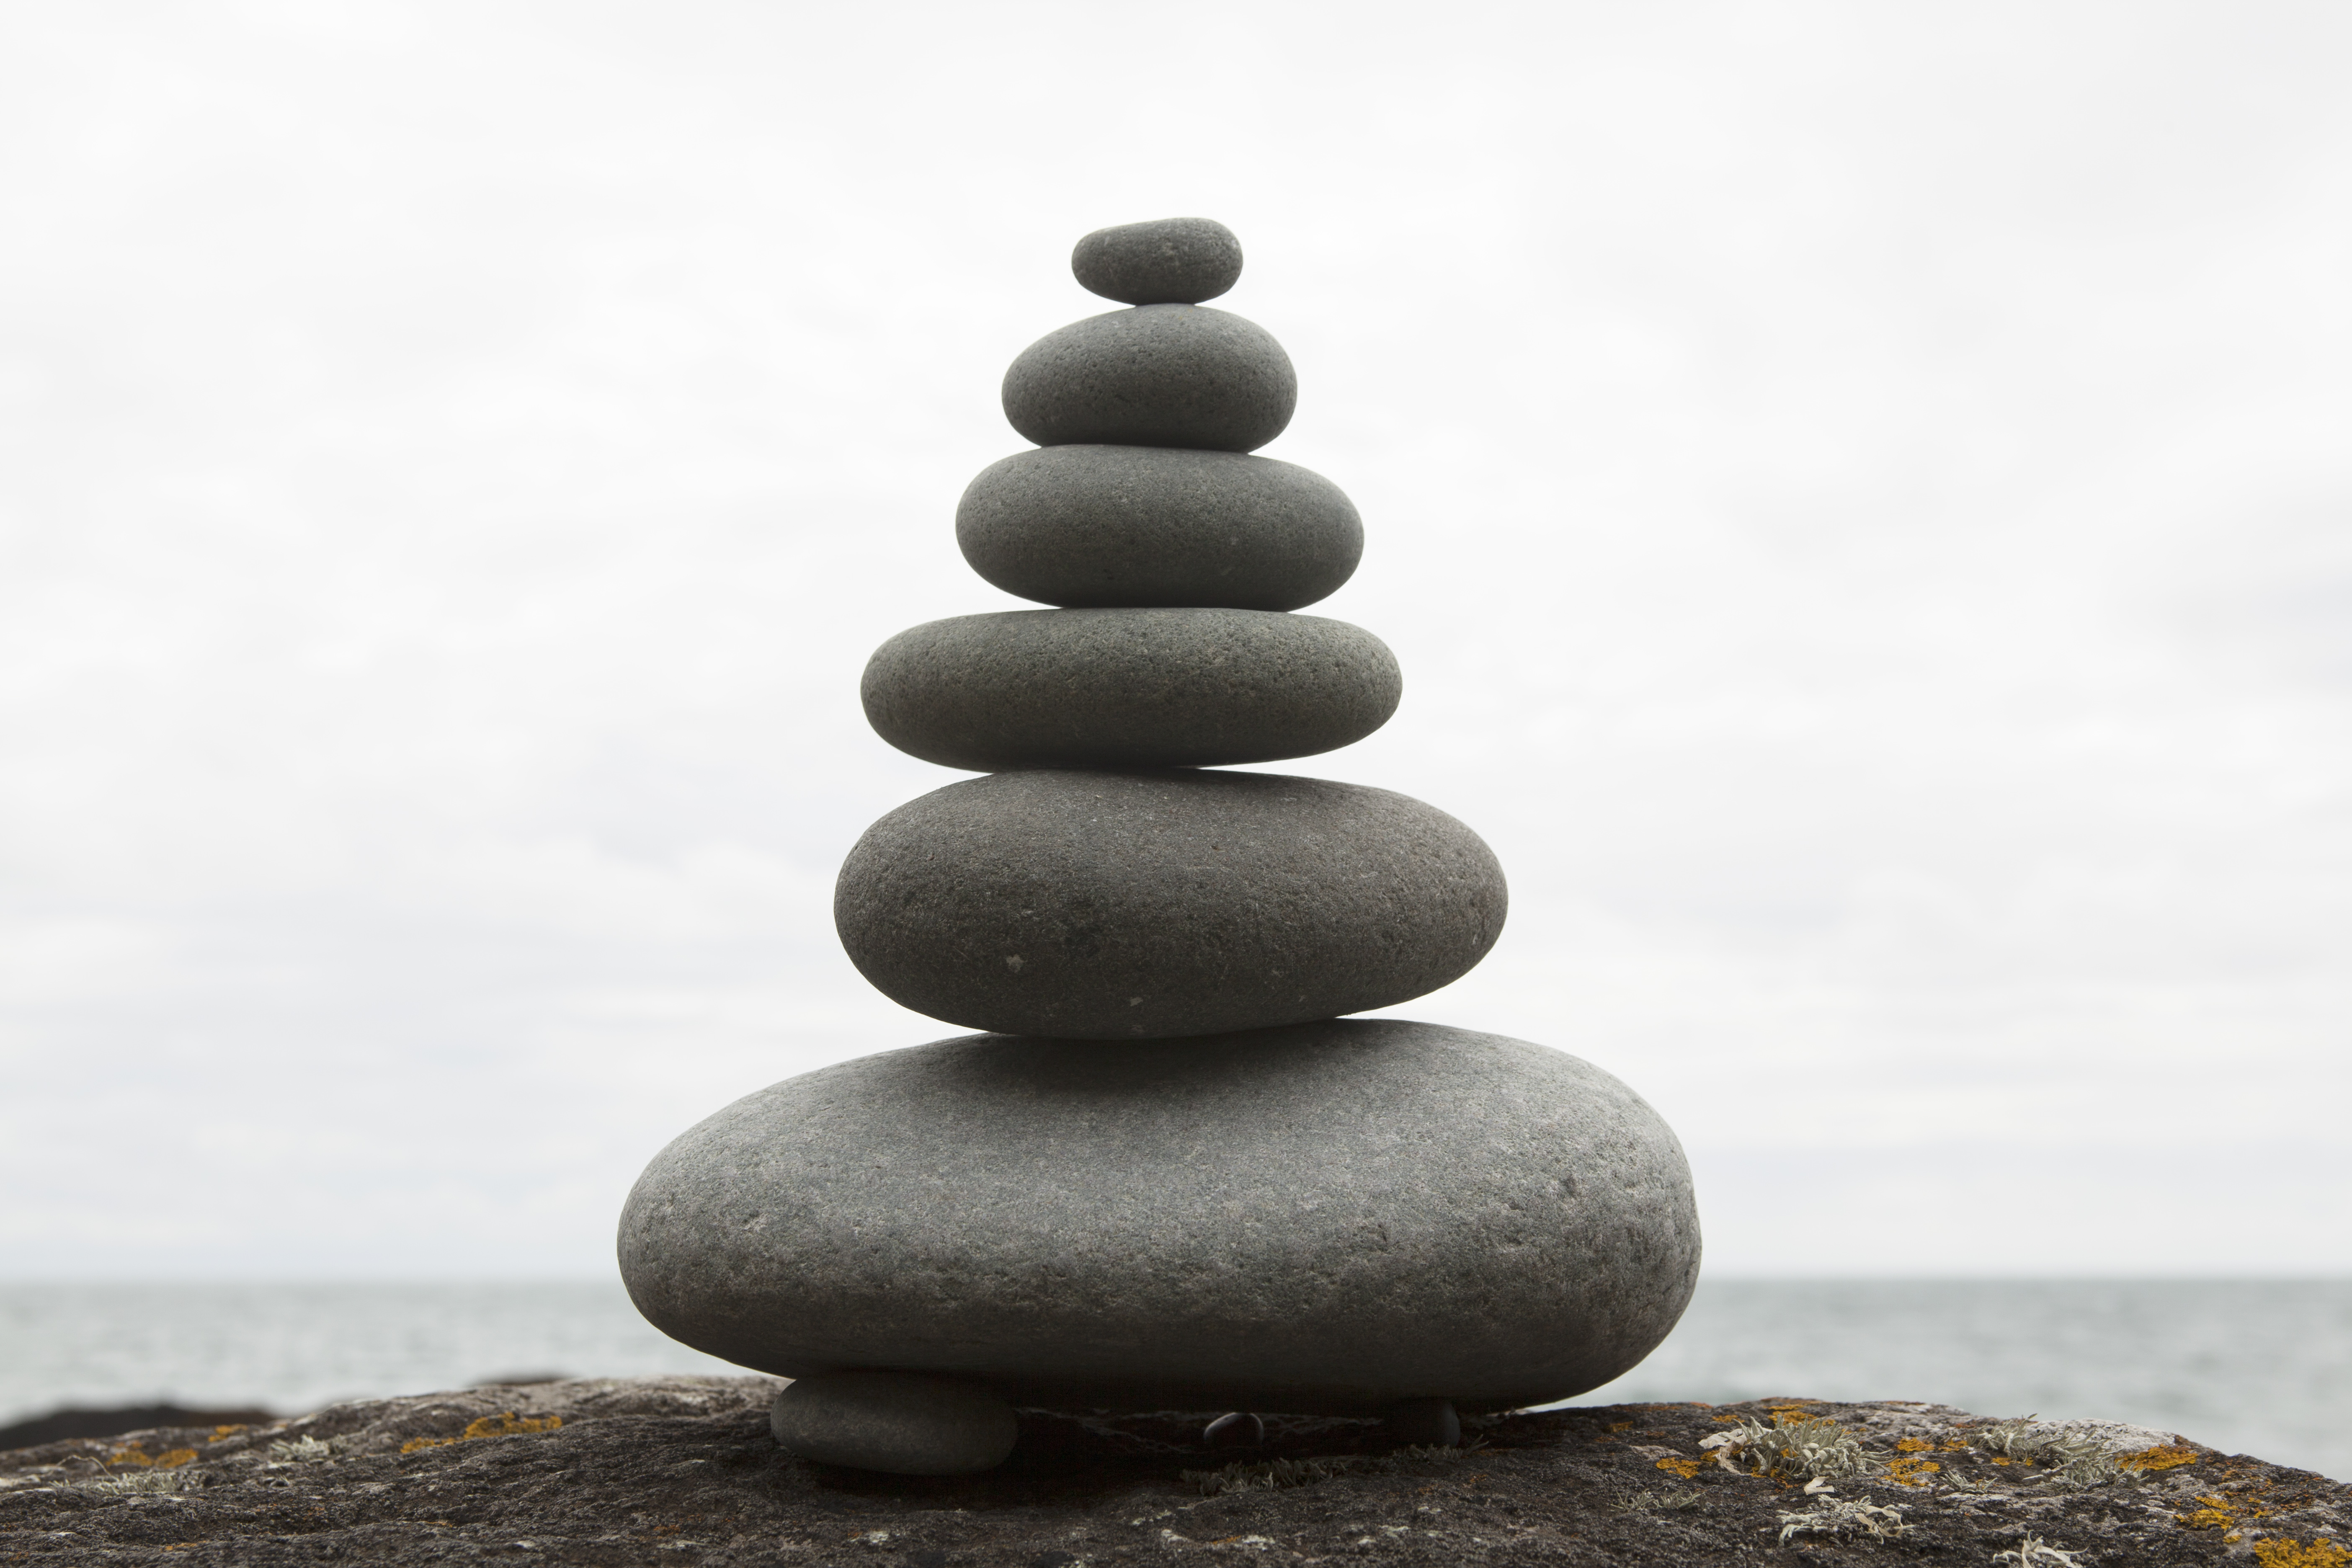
[1990,1456,2012,1467]
[1712,1414,1742,1424]
[2120,1444,2199,1473]
[1894,1439,1932,1453]
[1654,1457,1703,1479]
[401,1411,562,1456]
[1941,1440,1972,1452]
[105,1448,154,1468]
[206,1425,247,1443]
[2254,1540,2350,1568]
[1886,1455,1942,1487]
[155,1449,197,1469]
[1608,1421,1632,1432]
[462,1413,560,1439]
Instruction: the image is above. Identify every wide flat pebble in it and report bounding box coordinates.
[957,444,1362,610]
[1003,305,1295,452]
[767,1370,1016,1475]
[833,769,1504,1039]
[861,608,1400,771]
[1071,216,1244,305]
[617,1019,1702,1416]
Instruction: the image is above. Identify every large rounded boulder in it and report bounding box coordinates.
[618,1020,1702,1416]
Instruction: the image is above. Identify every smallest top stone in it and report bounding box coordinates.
[1072,217,1243,305]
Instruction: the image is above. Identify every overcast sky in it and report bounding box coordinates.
[4,1,2348,1279]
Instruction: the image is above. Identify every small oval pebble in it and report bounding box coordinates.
[1072,217,1244,305]
[834,769,1505,1039]
[861,609,1400,772]
[768,1371,1016,1475]
[1003,306,1295,453]
[957,445,1362,610]
[619,1019,1701,1416]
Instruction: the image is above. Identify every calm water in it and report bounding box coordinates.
[3,1279,2344,1480]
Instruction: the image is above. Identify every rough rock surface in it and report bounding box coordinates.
[6,1378,2339,1565]
[619,1022,1698,1414]
[861,609,1400,771]
[833,773,1506,1039]
[1002,306,1296,453]
[957,445,1361,611]
[1071,217,1243,305]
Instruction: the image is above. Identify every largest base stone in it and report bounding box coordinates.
[617,1019,1700,1416]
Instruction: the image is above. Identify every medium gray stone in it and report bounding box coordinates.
[616,1019,1703,1416]
[1384,1399,1461,1447]
[1071,217,1244,305]
[1003,306,1295,453]
[861,609,1400,772]
[767,1370,1016,1475]
[957,445,1362,611]
[833,770,1505,1039]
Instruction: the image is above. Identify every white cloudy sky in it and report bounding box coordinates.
[3,1,2347,1279]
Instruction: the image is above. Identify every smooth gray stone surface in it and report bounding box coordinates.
[833,769,1505,1039]
[957,445,1362,611]
[1003,306,1295,453]
[768,1370,1016,1475]
[861,609,1400,771]
[1071,217,1244,305]
[617,1019,1703,1416]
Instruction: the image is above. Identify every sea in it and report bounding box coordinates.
[3,1278,2345,1481]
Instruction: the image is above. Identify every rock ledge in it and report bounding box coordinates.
[3,1377,2343,1565]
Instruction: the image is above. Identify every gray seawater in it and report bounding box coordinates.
[3,1279,2344,1480]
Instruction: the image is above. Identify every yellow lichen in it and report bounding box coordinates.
[1886,1455,1942,1487]
[1607,1421,1632,1432]
[155,1449,197,1469]
[2254,1540,2350,1568]
[1712,1414,1742,1424]
[1942,1440,1973,1451]
[207,1425,246,1443]
[401,1411,562,1456]
[461,1412,560,1439]
[2119,1444,2199,1473]
[1654,1457,1703,1479]
[106,1448,154,1468]
[1894,1438,1932,1453]
[1991,1456,2012,1467]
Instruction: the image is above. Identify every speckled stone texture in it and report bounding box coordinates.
[766,1371,1015,1476]
[833,770,1505,1039]
[861,609,1400,771]
[1071,216,1244,305]
[1002,305,1296,452]
[617,1020,1700,1416]
[10,1382,2307,1566]
[957,444,1362,610]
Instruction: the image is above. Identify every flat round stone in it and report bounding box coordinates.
[1072,217,1244,305]
[768,1370,1016,1475]
[861,609,1400,772]
[1003,306,1295,453]
[833,769,1505,1039]
[957,445,1362,611]
[617,1019,1702,1416]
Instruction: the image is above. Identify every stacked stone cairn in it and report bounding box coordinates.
[618,219,1701,1477]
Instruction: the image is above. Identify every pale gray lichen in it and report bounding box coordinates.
[266,1436,333,1463]
[82,1467,200,1496]
[1776,1496,1908,1545]
[1992,1534,2088,1566]
[1704,1411,1882,1483]
[1614,1486,1705,1513]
